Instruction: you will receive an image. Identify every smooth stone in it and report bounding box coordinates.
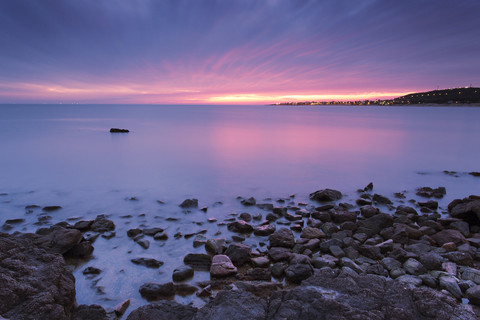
[210,255,237,277]
[131,258,164,268]
[139,282,175,300]
[184,253,212,271]
[172,265,194,282]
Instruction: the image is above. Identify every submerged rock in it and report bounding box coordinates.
[180,198,198,209]
[110,128,129,133]
[309,189,342,202]
[126,301,197,320]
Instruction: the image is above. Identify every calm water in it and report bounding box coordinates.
[1,104,480,312]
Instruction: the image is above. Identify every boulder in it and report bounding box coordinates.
[225,243,251,266]
[139,282,175,300]
[241,197,256,206]
[126,301,197,320]
[416,186,446,198]
[179,198,198,208]
[0,232,76,320]
[90,214,115,232]
[72,305,108,320]
[210,255,237,277]
[269,228,295,248]
[205,238,226,255]
[227,220,253,233]
[448,197,480,225]
[431,229,466,246]
[357,213,393,236]
[34,225,82,255]
[309,189,342,202]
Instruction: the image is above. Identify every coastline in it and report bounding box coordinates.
[2,181,480,319]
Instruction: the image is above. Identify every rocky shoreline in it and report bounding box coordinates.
[2,185,480,319]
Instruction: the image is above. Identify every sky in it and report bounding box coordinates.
[0,0,479,105]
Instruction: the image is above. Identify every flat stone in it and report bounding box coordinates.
[184,253,212,271]
[131,258,163,268]
[139,282,175,300]
[210,255,237,277]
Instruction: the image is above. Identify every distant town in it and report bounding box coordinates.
[272,87,480,106]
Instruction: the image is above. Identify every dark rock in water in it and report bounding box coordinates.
[254,224,276,236]
[139,282,175,300]
[470,172,480,177]
[42,205,63,212]
[309,189,342,202]
[83,266,102,275]
[431,229,466,246]
[269,228,295,248]
[363,182,374,192]
[34,225,83,255]
[110,128,129,133]
[65,241,94,259]
[357,213,393,236]
[416,186,446,199]
[372,193,393,205]
[183,253,212,271]
[131,258,164,268]
[205,238,226,255]
[285,262,313,284]
[73,220,94,231]
[174,283,198,296]
[360,205,379,218]
[154,232,168,240]
[72,304,108,320]
[5,218,25,224]
[179,198,198,209]
[172,265,194,282]
[227,220,254,233]
[126,301,197,320]
[225,243,251,267]
[239,212,252,222]
[0,232,76,319]
[448,196,480,225]
[241,197,256,206]
[136,238,150,249]
[101,231,115,239]
[418,200,439,210]
[90,214,115,232]
[127,228,143,238]
[195,290,267,320]
[256,203,274,211]
[143,227,164,236]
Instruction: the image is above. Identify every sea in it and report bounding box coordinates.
[1,104,480,312]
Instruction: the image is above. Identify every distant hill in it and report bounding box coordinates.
[392,87,480,104]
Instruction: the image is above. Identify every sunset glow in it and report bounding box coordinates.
[0,1,479,104]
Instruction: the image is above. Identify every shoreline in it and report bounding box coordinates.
[2,183,480,319]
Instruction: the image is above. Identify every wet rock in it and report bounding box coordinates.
[227,220,254,233]
[462,267,480,284]
[126,301,197,320]
[205,238,226,255]
[329,245,345,258]
[245,268,271,281]
[136,238,150,249]
[439,276,462,300]
[241,197,256,206]
[225,243,251,266]
[251,256,270,268]
[253,224,276,236]
[372,193,393,205]
[195,290,267,320]
[5,218,26,225]
[179,198,198,208]
[239,212,252,222]
[113,299,130,317]
[143,227,164,236]
[110,128,129,133]
[432,229,466,246]
[175,283,198,296]
[34,225,83,255]
[256,203,274,211]
[396,274,423,287]
[418,200,439,210]
[357,213,393,236]
[101,231,115,239]
[64,241,94,259]
[331,211,358,224]
[312,255,338,269]
[72,304,108,320]
[271,262,288,278]
[193,235,207,248]
[0,232,76,320]
[90,214,115,232]
[184,253,212,271]
[448,196,480,225]
[210,255,237,277]
[309,188,342,202]
[139,282,175,300]
[285,262,313,284]
[83,266,102,275]
[419,252,444,270]
[466,285,480,306]
[127,228,142,238]
[153,232,168,240]
[360,205,379,218]
[300,226,325,239]
[442,251,473,266]
[269,227,295,248]
[416,186,446,198]
[131,258,164,268]
[268,247,293,261]
[403,258,426,275]
[172,265,194,282]
[42,205,62,212]
[450,221,470,237]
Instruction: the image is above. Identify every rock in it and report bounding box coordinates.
[143,227,164,236]
[127,228,143,238]
[184,253,212,271]
[372,193,392,205]
[269,228,295,248]
[193,235,207,248]
[466,285,480,306]
[126,301,197,320]
[396,274,423,287]
[357,213,393,236]
[312,255,338,269]
[131,258,164,268]
[462,267,480,284]
[72,305,108,320]
[268,247,293,261]
[154,232,168,240]
[136,238,150,249]
[34,225,83,255]
[431,229,467,246]
[450,221,470,237]
[235,281,283,297]
[83,266,102,275]
[253,224,276,236]
[251,256,270,268]
[90,214,115,232]
[300,227,325,239]
[110,128,129,133]
[42,205,62,212]
[210,255,237,277]
[329,245,345,258]
[439,276,462,300]
[73,220,93,231]
[227,220,253,233]
[175,283,198,296]
[245,268,271,281]
[285,262,313,284]
[64,241,94,259]
[256,203,274,211]
[403,258,426,275]
[205,238,226,255]
[179,198,198,208]
[442,251,473,266]
[271,262,288,278]
[172,265,194,282]
[442,262,457,275]
[101,231,115,239]
[360,205,379,218]
[419,252,444,270]
[239,212,252,222]
[358,245,382,260]
[113,299,130,317]
[139,282,175,300]
[416,186,446,198]
[225,243,251,266]
[448,196,480,224]
[241,197,256,206]
[309,189,342,202]
[0,232,76,320]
